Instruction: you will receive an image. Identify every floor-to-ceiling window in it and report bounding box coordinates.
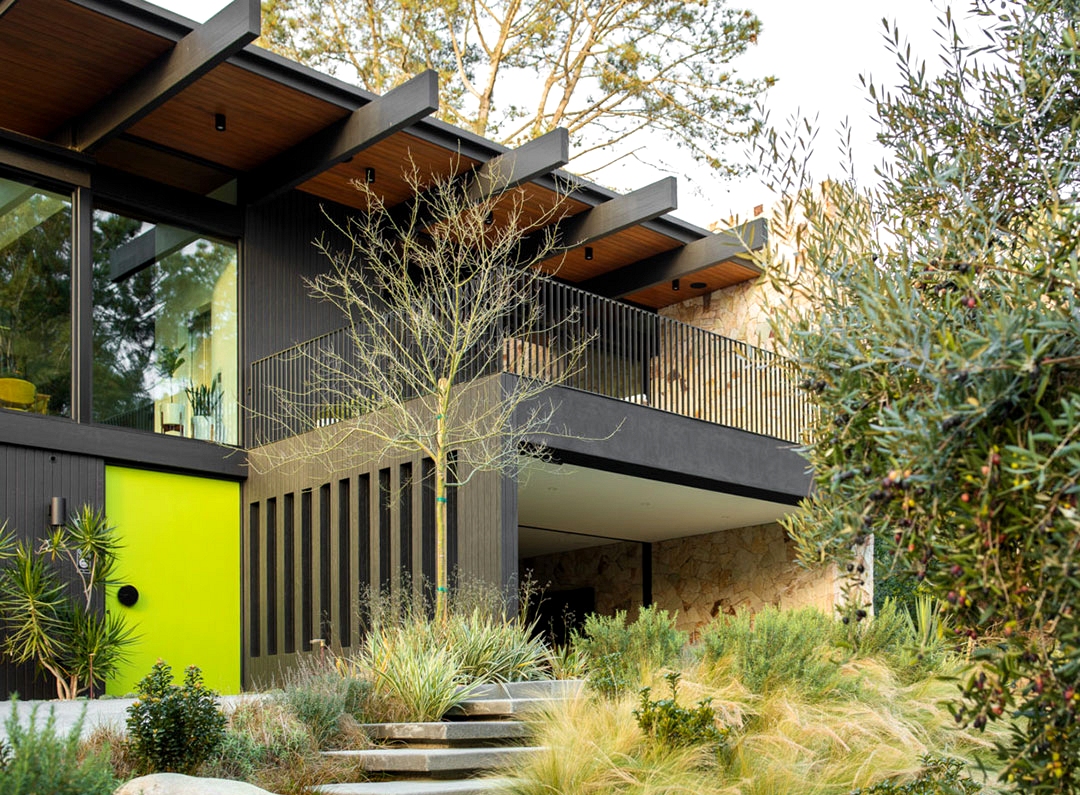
[0,175,72,417]
[92,211,238,444]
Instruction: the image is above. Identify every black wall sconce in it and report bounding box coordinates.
[48,496,67,528]
[214,113,226,132]
[117,584,139,607]
[672,278,680,291]
[484,211,494,225]
[365,167,376,184]
[584,246,594,261]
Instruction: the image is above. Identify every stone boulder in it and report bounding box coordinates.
[115,773,275,795]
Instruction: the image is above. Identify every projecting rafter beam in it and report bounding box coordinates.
[578,217,767,299]
[389,128,570,230]
[465,128,570,204]
[518,176,678,264]
[52,0,261,152]
[242,70,439,205]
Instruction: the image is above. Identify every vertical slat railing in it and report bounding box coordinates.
[249,277,809,447]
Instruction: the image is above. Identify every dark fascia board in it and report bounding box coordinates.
[517,176,678,263]
[0,129,92,189]
[243,70,440,205]
[0,410,246,480]
[92,167,242,240]
[54,0,261,152]
[509,376,811,505]
[578,216,767,299]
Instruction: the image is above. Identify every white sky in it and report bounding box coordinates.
[151,0,964,227]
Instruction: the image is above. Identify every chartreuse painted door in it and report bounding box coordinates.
[105,466,240,695]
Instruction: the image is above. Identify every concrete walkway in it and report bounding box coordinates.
[0,694,263,743]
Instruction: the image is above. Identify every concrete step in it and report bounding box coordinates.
[361,721,528,746]
[322,746,541,775]
[462,680,584,700]
[315,779,510,795]
[445,698,570,719]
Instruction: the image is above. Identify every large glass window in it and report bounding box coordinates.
[93,211,238,445]
[0,176,72,417]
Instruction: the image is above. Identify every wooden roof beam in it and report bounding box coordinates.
[465,128,570,203]
[577,217,767,298]
[520,176,678,264]
[242,70,439,205]
[388,128,570,230]
[52,0,261,152]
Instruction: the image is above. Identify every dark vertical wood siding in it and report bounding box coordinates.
[241,377,514,689]
[242,191,354,365]
[0,444,105,699]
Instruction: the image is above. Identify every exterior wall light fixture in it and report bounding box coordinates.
[48,496,67,527]
[672,278,680,291]
[365,167,376,184]
[584,246,594,260]
[214,113,226,132]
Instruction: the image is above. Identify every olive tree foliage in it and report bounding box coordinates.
[248,165,593,621]
[260,0,771,175]
[758,2,1080,791]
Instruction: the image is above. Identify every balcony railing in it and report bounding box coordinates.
[248,278,811,447]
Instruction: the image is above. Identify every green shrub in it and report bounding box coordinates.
[698,606,846,698]
[279,659,375,749]
[126,660,226,774]
[633,672,725,752]
[575,605,686,696]
[851,755,980,794]
[833,597,953,684]
[0,700,116,795]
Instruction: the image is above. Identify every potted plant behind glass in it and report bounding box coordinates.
[155,344,186,434]
[186,380,222,441]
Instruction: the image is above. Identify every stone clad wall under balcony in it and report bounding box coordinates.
[522,522,847,635]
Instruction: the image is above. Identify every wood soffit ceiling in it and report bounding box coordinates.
[0,0,172,139]
[0,0,763,309]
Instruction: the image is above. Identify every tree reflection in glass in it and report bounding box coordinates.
[0,177,72,416]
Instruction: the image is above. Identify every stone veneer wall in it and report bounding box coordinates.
[522,522,845,635]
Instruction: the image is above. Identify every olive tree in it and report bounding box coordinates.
[761,2,1080,790]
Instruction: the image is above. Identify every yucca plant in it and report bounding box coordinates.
[0,508,134,699]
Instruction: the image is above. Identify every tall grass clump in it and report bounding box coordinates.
[0,701,116,795]
[441,606,549,682]
[574,604,686,696]
[356,620,476,722]
[699,606,848,699]
[501,690,719,795]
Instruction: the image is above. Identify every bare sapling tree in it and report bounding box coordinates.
[250,163,593,621]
